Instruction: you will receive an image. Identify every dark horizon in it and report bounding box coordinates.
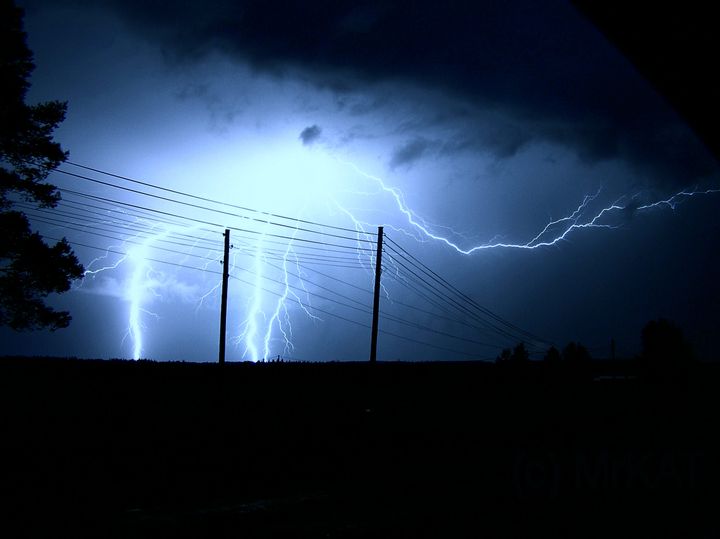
[2,354,718,536]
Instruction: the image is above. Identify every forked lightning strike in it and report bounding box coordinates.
[76,155,719,362]
[81,218,216,360]
[341,158,720,253]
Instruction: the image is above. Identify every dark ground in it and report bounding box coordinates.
[1,357,718,538]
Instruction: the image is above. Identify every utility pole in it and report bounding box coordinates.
[370,226,384,363]
[218,229,230,365]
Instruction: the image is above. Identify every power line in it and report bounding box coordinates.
[383,242,549,347]
[59,194,208,231]
[380,269,515,338]
[23,210,219,253]
[31,210,372,284]
[229,261,372,313]
[33,215,371,273]
[228,268,491,359]
[43,236,226,277]
[35,215,374,308]
[231,243,371,264]
[56,195,379,260]
[261,260,371,309]
[46,240,485,359]
[52,232,485,359]
[383,262,468,319]
[57,187,378,252]
[49,235,373,321]
[232,232,376,257]
[46,184,382,262]
[35,219,224,263]
[54,168,376,244]
[385,235,553,346]
[383,249,526,345]
[65,161,376,236]
[43,239,494,360]
[55,191,380,258]
[227,274,372,330]
[21,206,223,253]
[380,311,505,349]
[49,201,221,246]
[284,261,375,295]
[378,328,491,360]
[31,163,546,360]
[382,262,523,344]
[26,206,374,270]
[48,196,375,259]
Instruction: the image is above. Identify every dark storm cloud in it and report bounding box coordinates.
[25,0,717,183]
[390,137,433,169]
[299,125,322,146]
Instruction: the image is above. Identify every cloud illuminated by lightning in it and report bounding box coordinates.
[67,147,719,363]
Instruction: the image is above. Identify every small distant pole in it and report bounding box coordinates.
[218,229,230,365]
[370,226,384,363]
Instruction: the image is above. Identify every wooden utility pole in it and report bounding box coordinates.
[370,226,384,363]
[218,229,230,365]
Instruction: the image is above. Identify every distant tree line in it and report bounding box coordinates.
[495,318,694,383]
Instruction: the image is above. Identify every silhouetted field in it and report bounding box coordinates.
[1,357,719,537]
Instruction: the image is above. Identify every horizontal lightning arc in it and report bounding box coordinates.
[338,158,720,253]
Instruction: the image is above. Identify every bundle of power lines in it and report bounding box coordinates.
[15,161,553,361]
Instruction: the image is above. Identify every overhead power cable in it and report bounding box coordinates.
[380,312,505,348]
[21,206,223,253]
[65,161,376,236]
[48,195,376,259]
[34,218,224,262]
[42,236,225,277]
[54,194,379,259]
[57,187,377,252]
[380,268,516,337]
[54,167,375,243]
[384,236,553,346]
[383,249,526,345]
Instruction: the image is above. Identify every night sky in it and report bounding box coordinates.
[3,0,719,361]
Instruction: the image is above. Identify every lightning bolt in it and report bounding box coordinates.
[234,233,265,361]
[261,230,322,361]
[337,157,720,253]
[79,215,223,360]
[44,152,719,363]
[230,224,325,362]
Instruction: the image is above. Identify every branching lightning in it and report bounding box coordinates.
[261,229,322,361]
[33,153,719,362]
[339,158,720,253]
[77,214,220,360]
[228,157,720,361]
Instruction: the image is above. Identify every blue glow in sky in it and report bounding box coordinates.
[4,0,719,361]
